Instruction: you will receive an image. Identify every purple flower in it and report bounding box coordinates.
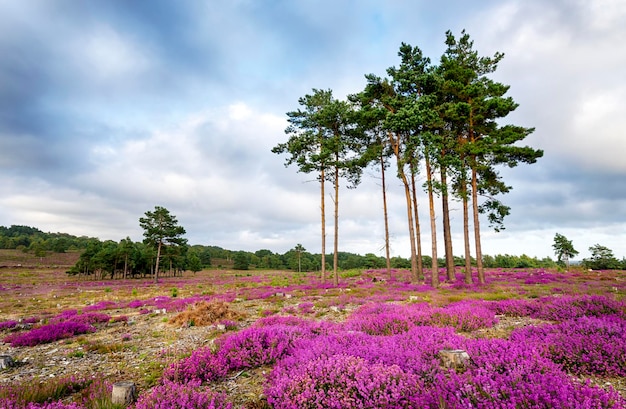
[267,354,420,409]
[3,321,95,347]
[511,315,626,376]
[135,380,232,409]
[0,320,18,330]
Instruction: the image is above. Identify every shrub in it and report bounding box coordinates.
[169,301,242,328]
[134,380,232,409]
[76,378,113,408]
[432,300,498,332]
[111,315,128,323]
[343,303,430,335]
[533,295,625,321]
[346,309,415,335]
[297,302,315,314]
[127,299,146,309]
[264,317,622,408]
[511,315,626,376]
[266,354,420,409]
[3,321,95,347]
[429,338,626,408]
[218,320,238,330]
[274,326,464,384]
[23,403,82,409]
[490,295,625,322]
[50,309,79,323]
[67,312,110,326]
[488,298,538,317]
[83,300,117,312]
[217,325,301,369]
[0,375,88,408]
[344,301,496,334]
[164,318,333,383]
[0,319,18,331]
[163,347,228,383]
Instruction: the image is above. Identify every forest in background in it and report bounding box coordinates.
[0,224,584,279]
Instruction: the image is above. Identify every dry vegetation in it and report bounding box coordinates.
[169,301,245,327]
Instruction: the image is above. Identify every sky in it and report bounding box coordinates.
[1,0,625,261]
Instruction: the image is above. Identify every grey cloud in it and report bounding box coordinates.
[0,1,624,260]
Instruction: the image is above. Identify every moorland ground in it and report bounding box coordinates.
[1,249,626,408]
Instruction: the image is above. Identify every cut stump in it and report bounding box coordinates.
[439,349,470,371]
[111,381,137,406]
[0,355,15,369]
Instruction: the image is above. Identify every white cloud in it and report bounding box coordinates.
[570,87,626,171]
[79,24,153,84]
[587,0,626,33]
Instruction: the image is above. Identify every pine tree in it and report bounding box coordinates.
[139,206,187,284]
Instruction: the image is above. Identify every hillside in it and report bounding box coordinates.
[0,249,80,269]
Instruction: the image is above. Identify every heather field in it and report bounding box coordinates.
[1,264,626,408]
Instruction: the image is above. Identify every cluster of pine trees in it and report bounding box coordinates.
[273,31,543,287]
[1,223,561,279]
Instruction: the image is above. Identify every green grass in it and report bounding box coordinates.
[340,269,362,278]
[0,376,90,405]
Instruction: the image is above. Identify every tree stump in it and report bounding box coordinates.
[111,381,137,406]
[0,355,15,369]
[439,349,470,371]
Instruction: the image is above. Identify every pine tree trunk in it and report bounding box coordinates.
[333,162,339,287]
[426,156,439,288]
[123,254,128,280]
[462,183,473,284]
[441,166,455,281]
[380,152,392,277]
[154,241,162,284]
[410,170,424,281]
[399,166,418,281]
[320,169,326,281]
[389,131,418,281]
[471,166,485,284]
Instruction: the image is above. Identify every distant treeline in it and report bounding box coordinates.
[0,224,577,280]
[0,225,91,254]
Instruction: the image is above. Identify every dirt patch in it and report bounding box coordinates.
[469,315,553,339]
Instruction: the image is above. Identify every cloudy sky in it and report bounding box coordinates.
[1,0,625,261]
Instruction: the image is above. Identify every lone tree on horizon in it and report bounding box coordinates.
[552,233,578,269]
[139,206,187,283]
